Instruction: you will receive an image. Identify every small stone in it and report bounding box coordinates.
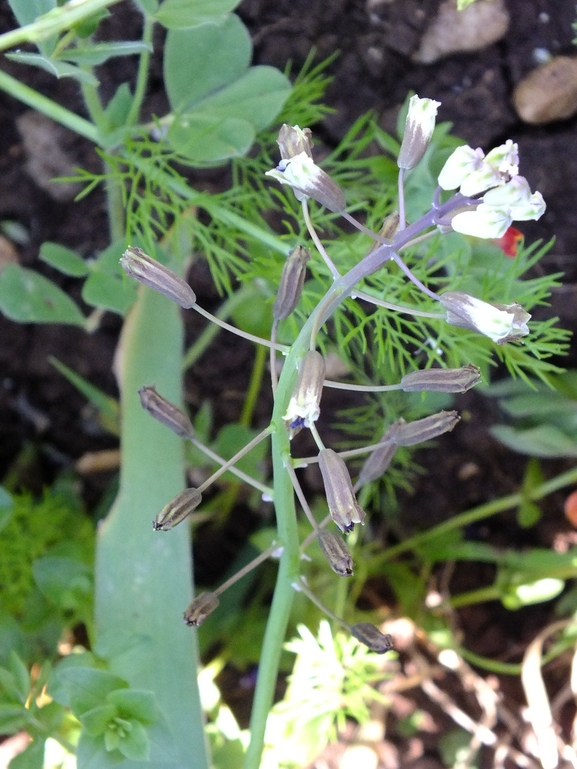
[413,0,509,64]
[513,57,577,124]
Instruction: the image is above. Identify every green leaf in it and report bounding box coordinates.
[32,556,92,612]
[155,0,240,28]
[82,270,136,315]
[81,703,117,736]
[4,53,99,85]
[0,704,28,734]
[7,737,45,769]
[7,0,55,26]
[107,689,157,724]
[7,652,30,704]
[47,652,100,706]
[491,424,577,458]
[39,242,89,277]
[165,16,251,110]
[50,356,120,436]
[168,114,254,163]
[517,500,541,528]
[103,83,134,131]
[134,0,159,14]
[57,41,152,66]
[57,668,128,717]
[117,719,150,761]
[0,264,85,326]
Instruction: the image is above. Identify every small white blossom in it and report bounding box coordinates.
[450,203,512,238]
[437,145,485,191]
[397,95,441,170]
[439,291,531,344]
[266,152,346,212]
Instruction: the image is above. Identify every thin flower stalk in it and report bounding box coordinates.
[195,426,272,495]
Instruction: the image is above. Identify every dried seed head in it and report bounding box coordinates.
[138,385,194,439]
[388,410,460,447]
[277,124,314,161]
[120,247,196,308]
[283,350,326,434]
[318,449,366,533]
[153,488,202,531]
[400,365,481,394]
[350,622,394,654]
[183,592,219,626]
[317,531,354,576]
[273,246,311,322]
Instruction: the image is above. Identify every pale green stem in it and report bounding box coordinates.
[294,577,349,630]
[215,544,278,596]
[197,427,271,493]
[125,15,154,126]
[351,288,445,318]
[323,380,401,392]
[270,321,280,394]
[187,435,272,497]
[302,199,340,278]
[284,461,319,531]
[398,167,406,229]
[240,345,267,426]
[0,0,121,51]
[192,303,287,351]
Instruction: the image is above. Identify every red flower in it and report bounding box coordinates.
[494,226,523,257]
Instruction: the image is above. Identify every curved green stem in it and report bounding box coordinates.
[125,15,154,126]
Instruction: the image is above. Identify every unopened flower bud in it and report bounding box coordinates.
[138,385,194,438]
[439,291,531,344]
[273,246,310,321]
[350,622,393,654]
[397,95,441,171]
[153,488,202,531]
[317,531,354,577]
[400,365,481,394]
[266,153,346,212]
[277,124,314,160]
[357,421,403,486]
[283,350,326,433]
[183,592,219,626]
[318,449,366,533]
[120,247,196,308]
[388,411,460,447]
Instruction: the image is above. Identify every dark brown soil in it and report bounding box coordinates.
[1,1,577,766]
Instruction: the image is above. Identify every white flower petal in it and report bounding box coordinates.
[450,205,512,238]
[438,145,485,190]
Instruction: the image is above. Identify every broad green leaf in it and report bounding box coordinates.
[82,270,136,315]
[80,703,117,736]
[107,689,157,724]
[117,719,150,760]
[0,264,85,326]
[76,732,127,769]
[0,703,28,734]
[57,41,152,66]
[491,424,577,458]
[57,668,128,717]
[188,65,292,132]
[39,242,89,277]
[155,0,240,28]
[168,114,254,163]
[5,53,99,85]
[50,356,120,436]
[103,83,134,131]
[164,15,251,110]
[7,653,30,704]
[47,652,100,706]
[7,0,55,26]
[33,556,92,612]
[7,737,45,769]
[134,0,159,14]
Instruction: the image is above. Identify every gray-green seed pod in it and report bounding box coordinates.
[317,531,354,576]
[153,488,202,531]
[318,449,366,533]
[350,622,393,653]
[273,246,310,321]
[183,592,219,626]
[120,247,196,308]
[357,426,401,487]
[400,365,481,394]
[138,385,194,439]
[388,410,460,447]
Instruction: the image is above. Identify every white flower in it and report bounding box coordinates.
[450,203,512,238]
[283,350,326,433]
[437,145,485,191]
[439,291,531,344]
[397,95,441,170]
[266,152,346,212]
[485,140,519,176]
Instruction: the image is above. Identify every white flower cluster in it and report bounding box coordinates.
[438,140,545,238]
